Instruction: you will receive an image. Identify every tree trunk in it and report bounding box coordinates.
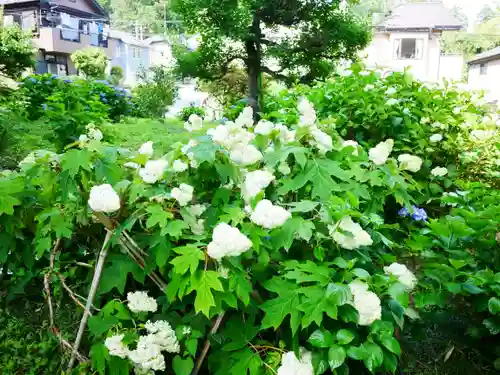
[246,14,261,121]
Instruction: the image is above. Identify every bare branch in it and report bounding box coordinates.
[191,312,226,375]
[261,65,288,81]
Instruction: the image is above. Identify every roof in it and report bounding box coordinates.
[144,35,170,45]
[468,46,500,65]
[0,0,108,16]
[108,29,148,47]
[375,3,463,31]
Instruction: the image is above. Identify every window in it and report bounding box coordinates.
[59,13,80,42]
[116,44,123,57]
[45,54,68,76]
[480,63,488,75]
[132,47,141,59]
[3,11,37,32]
[393,38,423,60]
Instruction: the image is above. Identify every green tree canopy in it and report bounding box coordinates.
[71,48,108,78]
[172,0,370,113]
[0,26,35,78]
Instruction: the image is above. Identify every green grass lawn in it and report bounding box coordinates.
[103,117,215,153]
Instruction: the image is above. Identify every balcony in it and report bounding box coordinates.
[34,27,112,57]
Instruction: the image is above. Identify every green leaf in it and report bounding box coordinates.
[190,270,224,316]
[185,338,198,357]
[309,329,334,348]
[363,342,384,372]
[229,271,252,306]
[222,317,260,352]
[90,343,107,375]
[170,244,205,275]
[191,139,219,164]
[379,337,401,355]
[285,200,319,213]
[165,220,189,238]
[488,297,500,315]
[99,255,145,294]
[299,286,337,328]
[146,204,173,230]
[272,216,314,250]
[382,352,398,373]
[230,348,262,375]
[260,279,301,334]
[328,345,346,370]
[347,345,368,360]
[88,315,119,337]
[336,329,355,345]
[60,149,92,177]
[326,283,352,306]
[173,355,194,375]
[108,356,130,375]
[283,260,332,285]
[220,206,246,226]
[449,259,467,269]
[462,282,484,295]
[0,195,20,216]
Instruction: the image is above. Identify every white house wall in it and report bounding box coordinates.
[468,59,500,99]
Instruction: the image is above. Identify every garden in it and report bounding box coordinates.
[1,3,500,375]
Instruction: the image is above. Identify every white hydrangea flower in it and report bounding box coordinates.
[429,134,443,143]
[139,160,168,184]
[369,139,394,165]
[88,127,103,141]
[235,106,254,128]
[277,348,314,375]
[187,204,207,217]
[229,144,263,166]
[254,120,275,135]
[470,129,495,141]
[207,223,252,259]
[453,106,461,115]
[329,216,373,250]
[384,262,417,290]
[181,139,198,154]
[124,162,140,169]
[359,70,370,76]
[349,281,382,326]
[127,291,158,313]
[88,184,121,213]
[298,98,316,127]
[104,334,129,358]
[218,266,229,279]
[19,150,60,168]
[385,87,397,96]
[278,163,291,175]
[310,129,333,154]
[398,154,423,173]
[208,122,255,150]
[385,98,399,106]
[342,140,359,155]
[242,170,275,200]
[172,160,188,172]
[128,338,165,372]
[364,84,375,92]
[250,199,291,229]
[171,183,194,206]
[275,124,296,143]
[184,114,203,132]
[190,218,205,235]
[420,117,430,124]
[403,108,411,115]
[431,166,448,177]
[182,326,192,336]
[79,134,89,142]
[138,141,154,157]
[144,320,180,353]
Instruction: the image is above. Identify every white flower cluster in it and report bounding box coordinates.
[254,119,275,135]
[105,334,129,358]
[128,336,165,373]
[275,123,296,143]
[88,184,121,213]
[369,139,394,165]
[384,262,417,290]
[184,114,203,132]
[429,134,443,143]
[171,183,194,206]
[138,141,154,157]
[242,169,275,201]
[297,98,333,154]
[187,203,207,235]
[342,140,359,155]
[470,129,496,141]
[172,159,188,172]
[431,166,448,177]
[79,124,103,143]
[310,128,333,154]
[250,199,291,229]
[398,154,422,172]
[385,98,399,106]
[143,320,180,353]
[181,139,199,168]
[329,216,373,250]
[207,223,252,259]
[19,149,59,168]
[139,160,168,184]
[277,348,314,375]
[127,291,158,313]
[349,280,382,326]
[298,98,317,127]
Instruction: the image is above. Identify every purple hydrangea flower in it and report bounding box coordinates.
[411,206,428,221]
[398,207,409,217]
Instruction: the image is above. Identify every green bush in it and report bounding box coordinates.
[109,66,124,86]
[71,47,108,79]
[179,105,205,121]
[0,25,36,78]
[132,65,178,118]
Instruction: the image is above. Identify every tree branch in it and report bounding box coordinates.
[260,65,288,81]
[191,312,226,375]
[213,55,246,80]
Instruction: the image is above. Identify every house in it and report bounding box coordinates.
[467,47,500,100]
[144,35,174,67]
[108,30,150,86]
[364,2,463,82]
[1,0,111,75]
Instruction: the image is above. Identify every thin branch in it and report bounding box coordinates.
[260,65,288,81]
[213,55,246,80]
[67,231,113,371]
[191,312,226,375]
[56,272,100,313]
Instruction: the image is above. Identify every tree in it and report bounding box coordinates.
[71,48,108,79]
[198,66,249,107]
[0,26,35,78]
[172,0,370,114]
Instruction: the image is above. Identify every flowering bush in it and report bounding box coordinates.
[1,81,499,374]
[178,106,206,122]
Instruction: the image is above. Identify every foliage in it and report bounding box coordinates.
[71,47,108,79]
[133,65,178,118]
[0,25,36,78]
[1,65,500,374]
[172,0,370,113]
[198,66,248,108]
[109,66,124,86]
[178,105,205,121]
[19,74,133,149]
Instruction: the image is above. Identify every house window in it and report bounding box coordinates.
[393,38,423,60]
[45,54,68,76]
[116,44,123,57]
[3,11,37,32]
[59,13,80,42]
[132,47,141,59]
[479,63,488,75]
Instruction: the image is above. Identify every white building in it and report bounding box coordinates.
[144,35,175,67]
[364,2,464,82]
[467,47,500,101]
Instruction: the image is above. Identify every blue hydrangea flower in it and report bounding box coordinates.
[411,206,428,221]
[398,207,409,217]
[41,104,47,110]
[231,105,236,109]
[99,92,106,97]
[28,77,37,83]
[101,98,108,103]
[64,79,72,83]
[51,74,57,79]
